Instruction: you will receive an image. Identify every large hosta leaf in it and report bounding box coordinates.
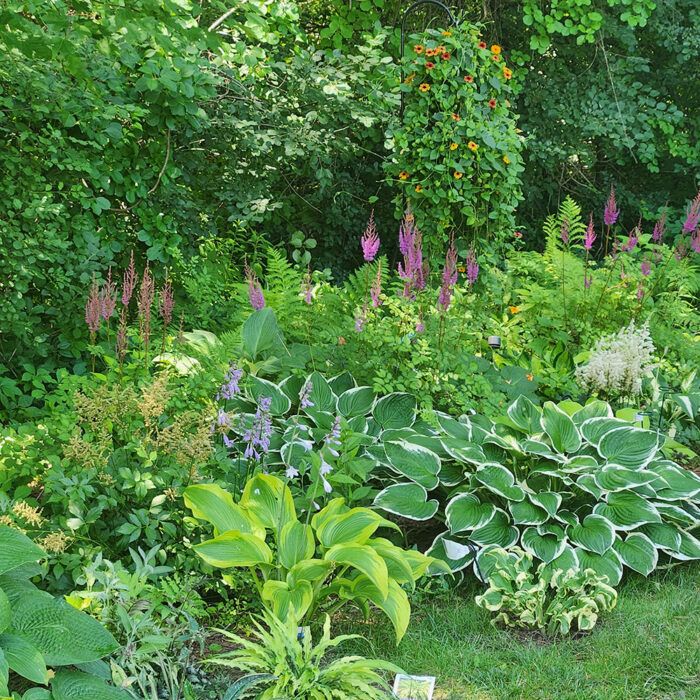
[337,386,376,417]
[248,376,291,415]
[579,417,628,445]
[474,463,525,501]
[0,590,9,634]
[507,395,542,433]
[304,371,337,413]
[373,393,416,429]
[0,526,45,575]
[470,509,519,548]
[435,413,471,440]
[278,520,315,570]
[446,494,496,533]
[666,530,700,561]
[574,548,623,586]
[50,670,130,700]
[426,533,476,573]
[593,492,661,530]
[566,514,615,554]
[597,426,659,469]
[324,544,388,598]
[521,527,567,563]
[351,576,410,643]
[572,400,613,426]
[184,484,265,539]
[528,492,562,518]
[639,523,682,551]
[441,440,486,465]
[651,463,700,499]
[0,633,47,684]
[194,531,273,568]
[384,440,441,490]
[593,466,658,493]
[240,474,296,530]
[374,483,438,521]
[612,533,658,576]
[316,508,398,547]
[509,500,549,526]
[241,308,281,359]
[261,579,313,621]
[653,502,698,527]
[539,545,579,581]
[541,401,581,453]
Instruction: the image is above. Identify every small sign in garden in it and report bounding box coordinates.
[393,673,436,700]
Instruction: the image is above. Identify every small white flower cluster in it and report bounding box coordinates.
[576,321,656,398]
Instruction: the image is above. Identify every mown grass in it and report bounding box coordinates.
[339,564,700,700]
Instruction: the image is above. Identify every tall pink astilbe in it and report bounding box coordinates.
[623,220,640,252]
[652,206,667,242]
[361,211,380,262]
[245,259,265,310]
[137,262,156,366]
[583,213,596,293]
[560,219,569,245]
[465,245,479,285]
[122,251,137,307]
[354,303,367,332]
[397,210,427,297]
[437,237,458,312]
[159,268,175,351]
[115,309,128,378]
[100,267,117,344]
[604,185,620,226]
[690,227,700,254]
[370,261,382,308]
[682,190,700,234]
[640,256,651,276]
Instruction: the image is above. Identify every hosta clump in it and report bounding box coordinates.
[371,395,700,585]
[475,547,617,635]
[0,526,128,699]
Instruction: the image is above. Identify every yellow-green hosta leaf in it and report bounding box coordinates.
[0,526,45,575]
[311,498,347,532]
[366,539,415,586]
[286,559,333,588]
[0,633,47,684]
[324,543,388,598]
[316,508,399,548]
[184,484,265,539]
[239,474,295,530]
[278,520,315,570]
[351,576,410,643]
[261,579,313,622]
[194,531,272,568]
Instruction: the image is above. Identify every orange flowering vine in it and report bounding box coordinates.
[454,172,463,179]
[415,184,423,193]
[419,83,430,92]
[509,305,520,314]
[503,67,512,79]
[468,141,478,151]
[478,41,487,49]
[399,171,409,180]
[425,62,435,70]
[451,113,460,121]
[413,45,424,53]
[449,142,458,150]
[491,44,501,54]
[441,52,451,60]
[488,99,497,108]
[425,48,437,57]
[464,75,474,83]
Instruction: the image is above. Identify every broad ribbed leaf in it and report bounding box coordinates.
[574,548,623,586]
[612,533,658,576]
[509,500,549,526]
[286,559,333,588]
[572,400,613,426]
[0,633,46,684]
[194,531,272,568]
[278,520,314,570]
[50,670,131,700]
[441,440,486,465]
[651,463,700,498]
[579,417,629,445]
[567,514,615,554]
[594,466,658,493]
[640,523,682,551]
[541,401,581,453]
[521,527,566,563]
[0,526,45,575]
[184,484,265,539]
[426,533,475,573]
[435,412,471,440]
[446,494,496,533]
[241,307,281,359]
[0,590,9,634]
[368,540,416,585]
[470,509,519,547]
[240,474,296,530]
[528,492,562,517]
[316,508,398,547]
[539,545,579,581]
[384,440,441,490]
[351,576,410,643]
[576,474,604,499]
[248,375,291,415]
[373,393,416,429]
[304,371,337,413]
[337,386,376,417]
[507,395,542,433]
[474,463,525,501]
[324,544,388,598]
[261,579,313,621]
[653,502,697,526]
[0,647,7,695]
[667,530,700,561]
[593,492,661,530]
[597,426,659,469]
[374,483,438,521]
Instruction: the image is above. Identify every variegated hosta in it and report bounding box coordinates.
[184,474,443,642]
[371,395,700,585]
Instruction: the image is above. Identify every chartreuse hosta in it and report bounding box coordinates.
[0,526,128,700]
[184,474,444,642]
[371,396,700,586]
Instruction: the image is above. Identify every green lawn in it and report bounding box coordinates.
[339,565,700,700]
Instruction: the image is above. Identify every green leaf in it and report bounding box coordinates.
[184,484,265,539]
[597,427,659,469]
[337,387,376,417]
[194,531,273,568]
[521,527,566,563]
[0,590,9,634]
[304,371,336,413]
[248,376,291,415]
[0,633,47,684]
[328,372,356,395]
[261,579,313,621]
[474,463,525,501]
[286,559,333,588]
[351,576,410,643]
[384,440,441,490]
[572,400,612,426]
[566,514,615,554]
[324,544,388,598]
[593,492,661,530]
[506,395,542,433]
[435,412,472,440]
[373,393,416,429]
[573,548,623,586]
[426,533,476,573]
[539,545,579,581]
[374,483,439,521]
[612,533,658,576]
[667,530,700,561]
[50,670,131,699]
[528,492,562,517]
[639,522,681,551]
[223,674,278,700]
[594,466,658,493]
[579,417,628,445]
[509,500,549,526]
[0,526,45,575]
[470,509,519,548]
[316,508,398,547]
[241,308,282,359]
[446,494,496,533]
[278,520,315,570]
[541,401,581,453]
[240,474,296,530]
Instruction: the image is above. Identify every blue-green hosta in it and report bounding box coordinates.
[184,475,443,642]
[0,526,127,700]
[370,396,700,585]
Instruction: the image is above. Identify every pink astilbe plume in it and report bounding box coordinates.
[354,303,367,332]
[101,267,117,322]
[122,251,137,307]
[674,241,689,261]
[158,269,175,326]
[640,256,651,276]
[361,211,380,262]
[244,259,265,310]
[584,273,592,289]
[465,244,479,285]
[85,274,102,334]
[690,227,700,254]
[682,190,700,234]
[623,221,640,252]
[637,282,644,299]
[437,237,458,312]
[604,185,620,226]
[115,309,128,370]
[398,210,427,297]
[652,206,667,242]
[137,262,156,365]
[370,261,382,308]
[560,218,569,245]
[584,213,596,250]
[302,266,313,304]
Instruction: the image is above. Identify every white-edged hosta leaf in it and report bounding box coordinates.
[553,510,579,527]
[574,547,623,586]
[426,532,476,573]
[509,500,549,526]
[593,492,661,530]
[640,522,682,551]
[438,461,468,487]
[566,514,615,554]
[328,372,356,394]
[538,523,566,538]
[384,440,441,490]
[446,494,496,533]
[612,533,657,576]
[650,463,700,498]
[373,393,416,429]
[441,439,486,465]
[507,395,542,433]
[541,401,581,453]
[435,412,471,440]
[470,509,519,547]
[521,527,567,563]
[248,376,291,415]
[528,492,562,517]
[539,545,579,581]
[474,463,525,502]
[304,371,337,413]
[373,483,438,521]
[594,466,658,493]
[337,386,376,417]
[521,440,567,462]
[579,416,628,445]
[666,530,700,561]
[652,502,698,527]
[474,544,515,582]
[576,474,604,500]
[572,400,613,426]
[597,426,659,469]
[562,455,600,473]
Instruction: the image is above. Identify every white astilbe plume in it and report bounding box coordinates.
[576,321,656,398]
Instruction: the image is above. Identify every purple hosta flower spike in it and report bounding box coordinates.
[682,190,700,234]
[437,237,458,312]
[122,250,136,307]
[652,206,667,242]
[243,396,273,461]
[101,267,117,321]
[245,259,265,310]
[604,185,619,226]
[85,274,102,334]
[361,210,380,262]
[299,381,314,409]
[370,261,382,308]
[325,417,342,456]
[640,256,651,276]
[584,213,596,250]
[465,244,479,285]
[217,363,243,401]
[302,266,313,304]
